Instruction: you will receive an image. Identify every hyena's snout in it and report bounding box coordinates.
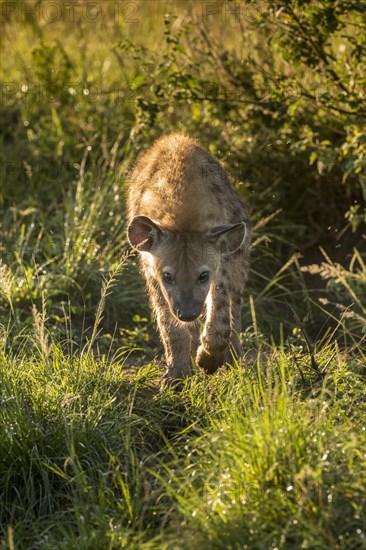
[177,308,199,322]
[173,293,204,322]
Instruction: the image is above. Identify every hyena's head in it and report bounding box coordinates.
[128,216,246,322]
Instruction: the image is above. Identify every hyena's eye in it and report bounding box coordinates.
[163,272,175,284]
[198,271,209,284]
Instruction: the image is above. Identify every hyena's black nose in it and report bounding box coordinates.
[177,310,197,322]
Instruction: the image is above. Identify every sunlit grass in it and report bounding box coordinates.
[0,329,365,548]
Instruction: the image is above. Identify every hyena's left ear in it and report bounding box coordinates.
[128,216,162,252]
[206,222,247,254]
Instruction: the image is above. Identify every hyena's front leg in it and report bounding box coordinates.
[227,291,243,362]
[196,281,231,374]
[189,321,201,358]
[227,250,250,362]
[146,277,191,383]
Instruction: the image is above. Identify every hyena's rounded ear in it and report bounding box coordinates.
[128,216,162,252]
[206,222,247,254]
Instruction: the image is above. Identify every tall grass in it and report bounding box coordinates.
[0,321,365,548]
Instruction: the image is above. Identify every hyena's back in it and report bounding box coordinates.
[127,133,246,231]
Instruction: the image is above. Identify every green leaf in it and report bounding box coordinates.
[309,151,318,165]
[131,75,146,91]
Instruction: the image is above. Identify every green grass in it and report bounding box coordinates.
[0,331,365,549]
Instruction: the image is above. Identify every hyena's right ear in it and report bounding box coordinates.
[128,216,162,252]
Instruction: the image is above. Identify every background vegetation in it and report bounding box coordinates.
[0,1,365,548]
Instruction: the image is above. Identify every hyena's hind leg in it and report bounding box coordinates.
[145,275,191,383]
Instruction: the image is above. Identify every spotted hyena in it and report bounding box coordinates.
[127,134,251,384]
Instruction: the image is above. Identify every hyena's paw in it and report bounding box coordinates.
[196,345,226,374]
[160,365,191,391]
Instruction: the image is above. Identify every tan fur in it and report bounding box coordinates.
[127,133,251,384]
